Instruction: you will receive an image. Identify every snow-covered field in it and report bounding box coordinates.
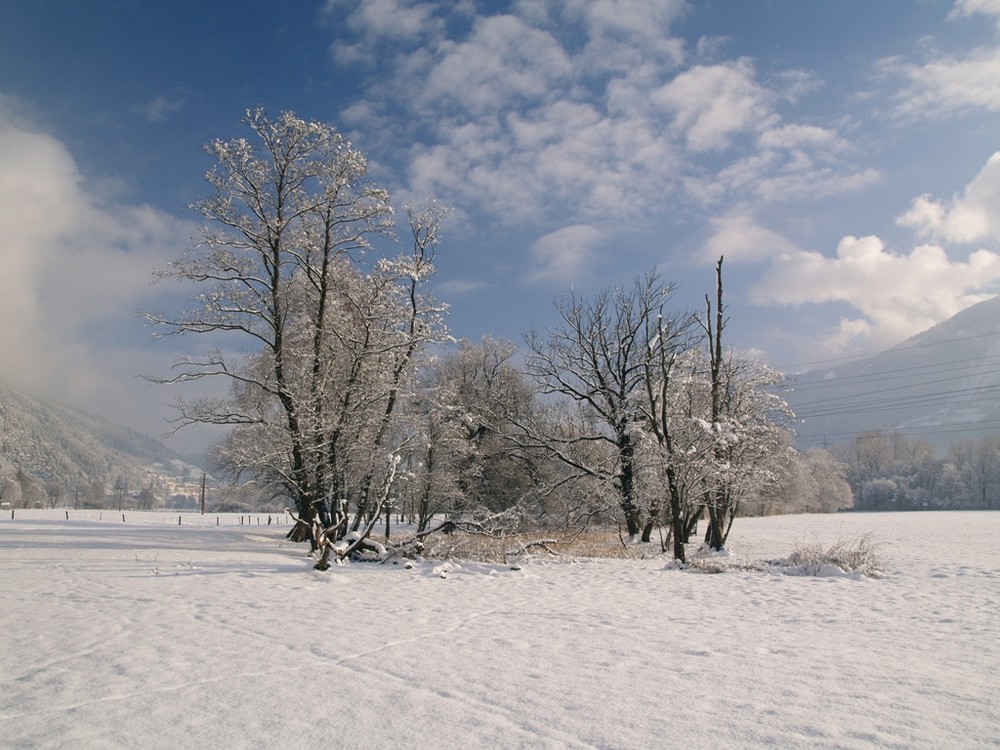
[1,510,997,749]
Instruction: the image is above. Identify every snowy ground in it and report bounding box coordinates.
[1,510,997,749]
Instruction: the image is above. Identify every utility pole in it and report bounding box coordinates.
[200,472,206,515]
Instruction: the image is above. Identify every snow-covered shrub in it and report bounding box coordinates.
[780,532,883,577]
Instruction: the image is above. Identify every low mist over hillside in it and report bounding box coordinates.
[788,296,1000,452]
[0,381,209,509]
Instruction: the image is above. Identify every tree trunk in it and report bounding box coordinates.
[705,503,725,550]
[641,487,663,542]
[666,465,685,562]
[619,433,642,537]
[682,505,703,544]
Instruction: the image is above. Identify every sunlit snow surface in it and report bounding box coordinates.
[1,511,997,749]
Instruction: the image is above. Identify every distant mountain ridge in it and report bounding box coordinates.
[0,380,185,489]
[786,295,1000,452]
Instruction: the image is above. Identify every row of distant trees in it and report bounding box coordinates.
[9,427,998,517]
[0,471,194,511]
[833,430,1000,511]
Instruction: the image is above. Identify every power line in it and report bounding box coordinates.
[787,353,1000,394]
[777,330,1000,372]
[791,369,1000,415]
[795,418,1000,447]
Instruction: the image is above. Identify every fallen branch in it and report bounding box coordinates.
[505,539,559,558]
[313,453,402,571]
[414,518,496,540]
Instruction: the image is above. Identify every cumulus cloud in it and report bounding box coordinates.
[0,105,193,433]
[330,0,878,285]
[407,98,680,226]
[436,277,488,295]
[878,46,1000,120]
[326,0,446,66]
[750,235,1000,351]
[871,0,1000,119]
[346,0,440,40]
[652,58,776,152]
[897,151,1000,243]
[528,224,604,283]
[701,207,799,263]
[949,0,1000,24]
[562,0,687,73]
[685,123,879,207]
[421,14,573,116]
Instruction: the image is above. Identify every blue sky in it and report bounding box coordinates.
[3,0,1000,450]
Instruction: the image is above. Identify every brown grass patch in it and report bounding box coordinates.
[413,527,648,563]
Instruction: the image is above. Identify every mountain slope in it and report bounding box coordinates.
[786,296,1000,451]
[0,381,182,489]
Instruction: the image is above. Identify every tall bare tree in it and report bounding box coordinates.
[147,110,447,559]
[524,270,692,537]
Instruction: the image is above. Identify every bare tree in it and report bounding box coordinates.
[636,319,700,559]
[405,337,544,530]
[147,110,447,560]
[701,257,729,550]
[689,258,789,548]
[523,270,692,537]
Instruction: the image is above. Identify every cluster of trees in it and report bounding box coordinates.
[146,109,1000,569]
[512,262,795,560]
[834,431,1000,510]
[0,470,177,511]
[20,109,995,563]
[147,109,798,565]
[0,469,64,509]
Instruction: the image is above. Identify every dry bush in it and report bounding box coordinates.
[782,532,883,577]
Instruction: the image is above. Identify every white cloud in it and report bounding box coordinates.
[327,0,441,41]
[436,278,488,295]
[769,69,824,103]
[685,123,878,207]
[701,207,799,264]
[751,235,1000,351]
[897,151,1000,243]
[879,46,1000,119]
[351,0,440,40]
[949,0,1000,24]
[752,165,882,205]
[872,0,1000,119]
[330,0,878,284]
[757,123,845,152]
[407,99,681,226]
[326,0,446,66]
[528,224,604,282]
[132,93,187,123]
[421,14,573,116]
[652,58,776,151]
[563,0,687,73]
[565,0,687,40]
[0,106,193,433]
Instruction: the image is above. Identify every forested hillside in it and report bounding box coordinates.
[0,381,202,508]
